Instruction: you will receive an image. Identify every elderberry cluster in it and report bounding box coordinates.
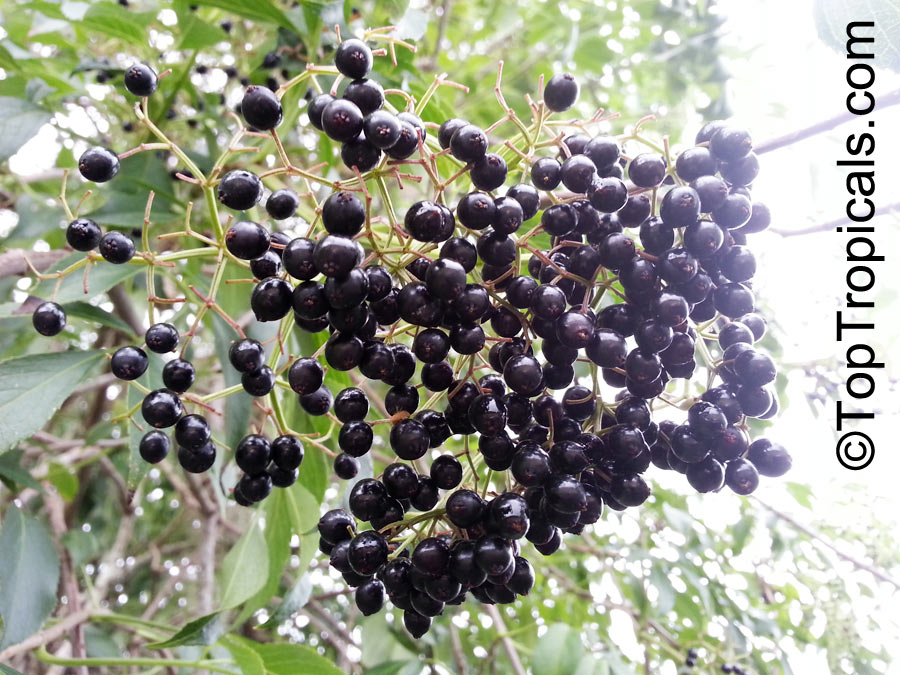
[29,34,792,640]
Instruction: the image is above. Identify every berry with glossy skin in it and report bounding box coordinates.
[471,153,508,191]
[144,323,178,354]
[675,147,717,182]
[544,474,587,513]
[733,349,776,387]
[611,473,651,506]
[390,418,430,460]
[79,147,120,183]
[438,118,468,149]
[714,282,755,318]
[314,234,363,277]
[179,441,216,474]
[348,530,388,576]
[356,579,385,616]
[241,85,282,130]
[710,125,753,162]
[412,537,450,577]
[282,237,317,280]
[747,438,792,476]
[318,509,355,544]
[628,153,666,187]
[335,38,373,79]
[660,186,701,227]
[403,610,431,638]
[251,278,292,322]
[139,430,170,464]
[474,535,514,575]
[66,218,102,251]
[341,132,382,171]
[488,492,530,539]
[250,250,281,279]
[446,489,486,528]
[561,154,597,193]
[110,346,148,381]
[544,73,579,112]
[384,119,419,159]
[588,176,628,213]
[307,93,335,130]
[321,98,365,142]
[242,365,276,396]
[430,454,463,489]
[162,358,194,393]
[686,455,725,492]
[99,231,135,264]
[334,453,359,480]
[217,170,262,211]
[724,457,759,495]
[226,221,270,260]
[584,136,620,169]
[531,157,561,190]
[363,110,401,150]
[266,189,299,220]
[235,434,271,474]
[343,78,384,116]
[141,389,183,428]
[124,63,158,96]
[229,339,265,374]
[449,124,488,163]
[712,193,753,229]
[32,302,66,337]
[270,435,303,472]
[174,414,211,451]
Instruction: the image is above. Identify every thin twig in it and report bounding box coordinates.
[755,498,900,590]
[770,199,900,237]
[485,604,526,675]
[755,87,900,154]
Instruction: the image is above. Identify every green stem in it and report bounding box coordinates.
[35,647,236,675]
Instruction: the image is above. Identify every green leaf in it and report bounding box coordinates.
[47,463,79,502]
[0,450,42,492]
[0,507,60,649]
[218,516,269,610]
[223,635,266,675]
[650,566,675,616]
[533,624,585,675]
[785,482,813,509]
[79,3,146,43]
[0,97,52,162]
[146,612,222,649]
[813,0,900,73]
[0,666,25,675]
[252,642,344,675]
[178,14,228,50]
[0,350,105,451]
[188,0,296,31]
[259,573,312,628]
[65,301,136,335]
[38,255,141,305]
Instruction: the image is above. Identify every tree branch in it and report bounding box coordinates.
[485,604,526,675]
[0,608,92,662]
[756,87,900,154]
[755,498,900,590]
[770,200,900,237]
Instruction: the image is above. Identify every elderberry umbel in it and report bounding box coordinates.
[27,40,791,644]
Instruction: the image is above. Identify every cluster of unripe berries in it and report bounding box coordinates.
[30,38,792,639]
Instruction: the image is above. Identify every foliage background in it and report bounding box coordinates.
[0,0,897,674]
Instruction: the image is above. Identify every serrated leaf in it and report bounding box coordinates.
[0,507,60,649]
[146,612,222,649]
[813,0,900,73]
[218,515,268,610]
[0,350,105,451]
[533,624,585,675]
[0,97,52,162]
